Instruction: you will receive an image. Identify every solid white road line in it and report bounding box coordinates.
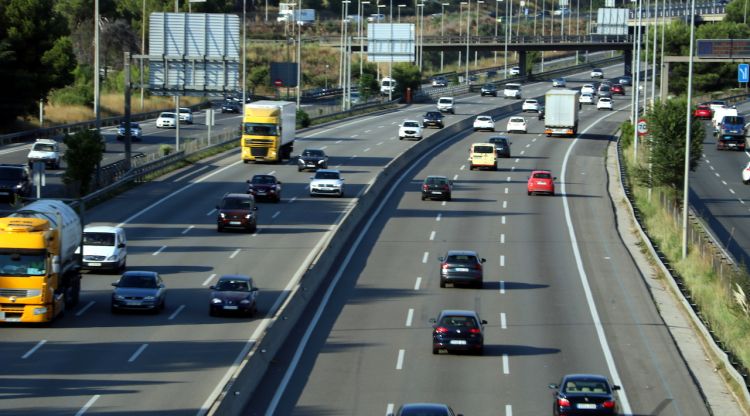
[429,231,436,241]
[74,395,100,416]
[181,225,195,235]
[272,211,281,219]
[128,344,148,363]
[21,340,47,359]
[501,313,507,329]
[501,233,505,244]
[502,354,510,374]
[396,349,405,370]
[168,305,186,320]
[560,111,633,414]
[505,404,512,416]
[75,301,95,317]
[206,208,216,216]
[422,252,429,263]
[405,309,414,327]
[386,403,394,416]
[414,277,422,290]
[336,140,342,144]
[202,274,216,286]
[175,165,210,182]
[436,213,442,221]
[153,246,167,256]
[500,280,506,294]
[230,249,241,259]
[500,255,505,267]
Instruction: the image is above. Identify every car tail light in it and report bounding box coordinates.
[435,326,449,333]
[441,263,449,270]
[473,262,483,271]
[602,400,616,409]
[423,184,429,191]
[557,398,570,407]
[469,328,481,334]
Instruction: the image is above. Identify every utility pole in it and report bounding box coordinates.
[682,0,696,259]
[140,0,146,110]
[124,52,133,171]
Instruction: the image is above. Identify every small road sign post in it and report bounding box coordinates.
[637,119,648,136]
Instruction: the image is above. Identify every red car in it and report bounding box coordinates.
[611,84,625,95]
[527,170,556,196]
[693,104,713,119]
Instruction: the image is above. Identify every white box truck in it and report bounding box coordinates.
[544,89,580,137]
[241,101,296,163]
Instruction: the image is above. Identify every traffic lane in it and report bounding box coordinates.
[566,112,710,415]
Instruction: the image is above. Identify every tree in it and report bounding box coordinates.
[63,129,105,196]
[391,63,422,99]
[358,73,378,101]
[648,98,704,190]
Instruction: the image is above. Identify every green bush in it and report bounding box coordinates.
[160,144,173,155]
[49,83,93,106]
[297,108,310,128]
[620,120,634,148]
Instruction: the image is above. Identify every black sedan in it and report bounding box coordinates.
[549,374,620,416]
[438,250,485,288]
[421,175,452,201]
[480,83,498,96]
[116,122,142,141]
[209,274,259,316]
[111,271,166,313]
[297,148,329,172]
[423,111,445,129]
[430,309,486,355]
[220,100,241,113]
[488,136,511,158]
[390,403,463,416]
[247,174,282,202]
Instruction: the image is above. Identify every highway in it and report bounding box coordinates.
[242,74,711,414]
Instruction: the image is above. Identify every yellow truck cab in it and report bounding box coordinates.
[469,143,497,171]
[241,101,296,163]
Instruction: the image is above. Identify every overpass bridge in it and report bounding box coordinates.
[627,3,726,24]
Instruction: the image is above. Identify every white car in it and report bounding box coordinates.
[581,84,596,95]
[27,139,61,170]
[399,120,424,140]
[597,97,614,110]
[178,107,193,124]
[522,99,540,112]
[436,96,455,113]
[156,112,177,128]
[743,161,750,184]
[473,116,495,132]
[579,93,595,105]
[503,83,522,99]
[79,226,128,272]
[509,66,521,76]
[590,68,604,78]
[552,78,566,87]
[506,116,527,133]
[309,169,345,197]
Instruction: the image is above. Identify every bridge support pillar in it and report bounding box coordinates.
[518,51,527,76]
[660,61,669,102]
[624,50,633,76]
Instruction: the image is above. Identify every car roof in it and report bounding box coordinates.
[223,192,252,199]
[425,175,449,180]
[438,309,480,318]
[316,169,340,174]
[475,115,491,119]
[398,403,453,412]
[509,116,525,121]
[84,226,123,233]
[403,119,420,123]
[525,99,537,102]
[505,83,522,87]
[34,139,57,145]
[122,270,157,277]
[217,274,252,282]
[531,169,552,174]
[303,148,325,152]
[488,136,509,141]
[159,112,175,116]
[561,373,610,383]
[438,96,453,100]
[445,249,479,256]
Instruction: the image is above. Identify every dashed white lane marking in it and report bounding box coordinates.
[396,349,405,370]
[153,245,167,256]
[351,134,359,138]
[436,213,442,221]
[511,166,516,171]
[460,165,466,170]
[230,249,241,259]
[422,252,429,263]
[268,170,276,175]
[206,208,216,216]
[525,143,531,148]
[501,233,505,244]
[377,141,384,146]
[503,201,507,208]
[501,313,507,329]
[500,280,506,294]
[364,147,371,152]
[391,121,398,125]
[506,176,511,182]
[128,344,149,363]
[504,187,509,194]
[709,165,715,171]
[441,201,446,206]
[500,255,505,267]
[181,225,195,235]
[505,404,513,416]
[289,196,297,203]
[722,180,728,185]
[22,340,47,359]
[75,395,100,416]
[364,130,372,133]
[168,305,186,320]
[502,354,510,374]
[453,174,458,180]
[378,125,385,128]
[740,199,745,204]
[532,138,537,142]
[386,404,394,416]
[715,172,720,177]
[350,155,357,159]
[336,140,343,144]
[502,216,506,224]
[202,274,216,286]
[429,231,436,241]
[414,277,422,290]
[405,309,414,327]
[730,189,736,194]
[520,150,525,155]
[76,301,95,317]
[272,211,281,219]
[515,158,520,163]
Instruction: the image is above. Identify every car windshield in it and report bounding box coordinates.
[179,108,191,114]
[315,171,340,180]
[0,168,23,180]
[83,232,116,247]
[439,315,479,328]
[600,98,611,102]
[215,279,250,292]
[403,121,420,127]
[32,143,56,152]
[0,250,46,276]
[119,274,158,289]
[724,116,744,124]
[302,150,324,157]
[159,113,175,119]
[599,86,610,91]
[525,100,537,104]
[221,198,253,209]
[473,145,495,154]
[720,135,743,141]
[251,175,276,184]
[483,84,495,89]
[533,172,552,179]
[593,68,602,72]
[505,85,520,91]
[476,117,491,121]
[425,112,441,118]
[243,123,278,136]
[563,379,610,394]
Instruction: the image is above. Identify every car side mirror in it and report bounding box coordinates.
[449,180,453,185]
[481,320,488,325]
[438,256,444,262]
[246,179,251,183]
[277,181,282,184]
[251,287,259,292]
[340,178,345,181]
[159,284,165,288]
[253,206,258,211]
[309,177,314,180]
[481,258,486,263]
[111,282,118,287]
[429,318,437,323]
[612,385,621,391]
[209,285,216,290]
[548,383,559,390]
[554,177,558,181]
[118,243,126,248]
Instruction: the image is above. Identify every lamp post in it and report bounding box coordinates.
[389,0,393,101]
[633,0,643,158]
[378,3,386,78]
[441,2,449,71]
[360,0,370,76]
[296,0,302,108]
[398,4,406,22]
[503,0,508,77]
[94,0,100,130]
[495,0,500,64]
[465,0,470,84]
[417,2,425,71]
[242,0,247,105]
[460,1,467,68]
[651,0,659,105]
[682,0,696,259]
[342,0,351,109]
[476,0,484,67]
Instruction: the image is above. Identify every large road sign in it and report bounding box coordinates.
[739,64,749,83]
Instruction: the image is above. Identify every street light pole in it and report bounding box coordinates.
[94,0,100,130]
[465,0,470,83]
[651,0,659,105]
[360,1,370,76]
[633,0,643,158]
[417,2,425,71]
[441,2,448,71]
[389,0,393,101]
[503,0,508,77]
[398,4,405,22]
[297,0,302,108]
[460,2,466,69]
[494,0,500,64]
[242,0,247,105]
[140,0,146,111]
[682,0,696,259]
[476,0,484,67]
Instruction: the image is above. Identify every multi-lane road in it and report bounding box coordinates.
[0,62,730,416]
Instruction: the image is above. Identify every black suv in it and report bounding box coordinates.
[220,100,241,113]
[0,164,32,202]
[116,122,142,141]
[421,175,452,201]
[480,84,497,97]
[297,148,329,171]
[216,193,258,233]
[488,136,511,158]
[423,111,445,129]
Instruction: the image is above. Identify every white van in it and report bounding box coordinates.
[712,106,738,133]
[380,77,397,96]
[80,226,127,272]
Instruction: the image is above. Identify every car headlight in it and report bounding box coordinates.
[240,299,250,304]
[298,159,305,164]
[114,295,125,300]
[245,214,253,219]
[144,296,156,300]
[106,255,117,261]
[212,298,223,304]
[317,160,325,164]
[14,184,23,189]
[219,212,226,218]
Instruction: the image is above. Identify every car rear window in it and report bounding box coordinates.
[563,380,610,394]
[505,85,520,91]
[83,232,116,246]
[533,172,552,179]
[510,117,524,123]
[489,137,508,145]
[216,279,250,291]
[119,274,157,288]
[425,177,447,185]
[0,168,23,180]
[251,175,276,184]
[476,116,491,121]
[438,98,453,104]
[473,145,495,154]
[440,315,479,328]
[723,116,744,124]
[446,254,478,263]
[403,121,420,127]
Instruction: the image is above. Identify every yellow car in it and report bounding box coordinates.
[468,143,497,171]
